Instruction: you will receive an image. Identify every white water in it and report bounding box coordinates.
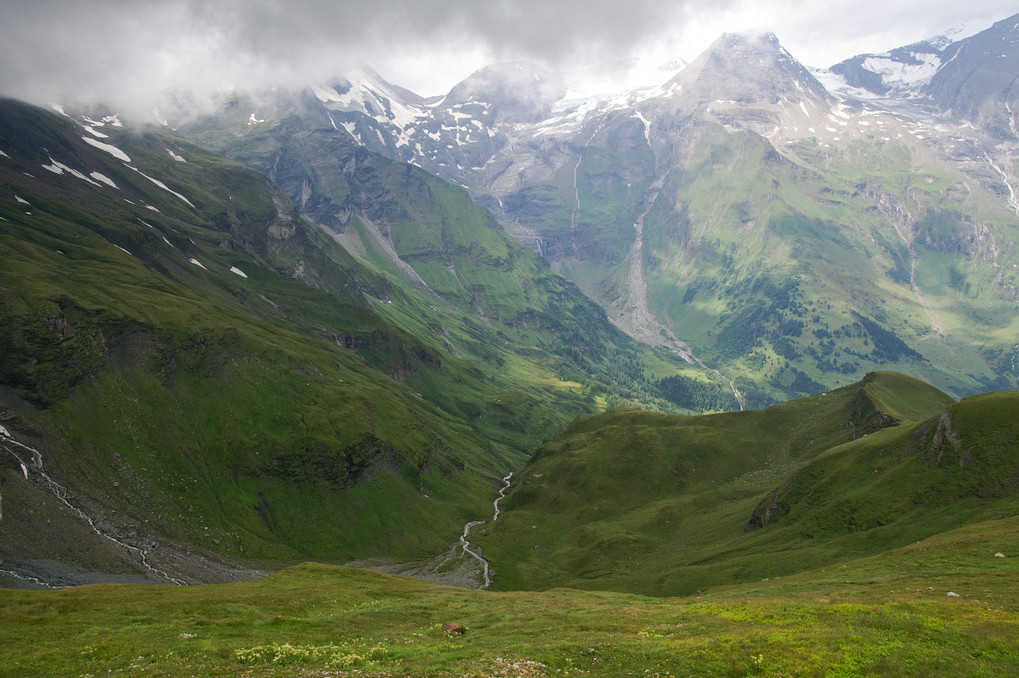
[983,151,1019,218]
[571,122,606,231]
[0,428,186,586]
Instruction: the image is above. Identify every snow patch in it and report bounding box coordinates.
[634,110,652,146]
[166,149,186,162]
[188,257,207,270]
[50,104,67,116]
[312,84,344,103]
[229,266,248,278]
[89,172,118,188]
[15,195,29,205]
[861,53,941,90]
[81,136,131,162]
[82,125,109,139]
[127,166,196,208]
[248,113,265,125]
[0,149,9,158]
[41,158,101,186]
[102,114,122,127]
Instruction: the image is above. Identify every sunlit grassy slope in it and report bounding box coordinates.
[477,372,1019,596]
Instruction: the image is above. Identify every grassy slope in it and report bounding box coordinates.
[182,97,727,417]
[476,373,1019,595]
[0,99,739,585]
[1,515,1017,677]
[643,123,1019,403]
[0,100,535,567]
[499,107,1019,406]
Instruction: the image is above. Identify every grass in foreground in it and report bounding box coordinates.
[2,517,1017,677]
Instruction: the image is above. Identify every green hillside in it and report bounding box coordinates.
[641,122,1019,403]
[476,372,1019,595]
[0,99,533,572]
[180,95,715,417]
[1,98,741,585]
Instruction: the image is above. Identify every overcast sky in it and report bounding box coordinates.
[0,0,1015,115]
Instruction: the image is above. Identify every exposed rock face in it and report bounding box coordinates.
[924,15,1019,140]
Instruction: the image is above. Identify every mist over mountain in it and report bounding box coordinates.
[170,11,1019,407]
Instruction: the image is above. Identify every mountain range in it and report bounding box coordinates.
[177,13,1019,407]
[0,94,710,586]
[1,9,1018,609]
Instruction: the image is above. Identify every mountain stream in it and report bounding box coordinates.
[0,425,186,587]
[430,472,513,589]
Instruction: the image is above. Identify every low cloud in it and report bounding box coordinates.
[0,0,1015,116]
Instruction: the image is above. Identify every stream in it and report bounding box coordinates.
[432,472,513,589]
[0,425,186,586]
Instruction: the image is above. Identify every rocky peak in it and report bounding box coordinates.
[664,32,830,107]
[923,12,1019,139]
[827,39,947,97]
[441,61,567,124]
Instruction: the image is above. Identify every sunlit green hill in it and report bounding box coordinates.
[477,372,1019,595]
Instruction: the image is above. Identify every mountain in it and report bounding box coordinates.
[923,14,1019,139]
[0,98,722,587]
[5,11,1019,589]
[181,88,730,409]
[178,15,1019,407]
[0,98,507,584]
[474,372,1019,595]
[826,15,1019,141]
[826,37,954,98]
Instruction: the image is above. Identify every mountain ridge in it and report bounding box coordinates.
[174,12,1019,405]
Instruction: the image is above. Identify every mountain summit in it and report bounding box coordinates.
[442,62,567,124]
[924,12,1019,139]
[664,32,831,108]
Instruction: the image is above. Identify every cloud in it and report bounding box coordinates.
[0,0,723,107]
[0,0,1015,115]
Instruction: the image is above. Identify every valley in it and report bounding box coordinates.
[1,7,1019,677]
[205,19,1019,406]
